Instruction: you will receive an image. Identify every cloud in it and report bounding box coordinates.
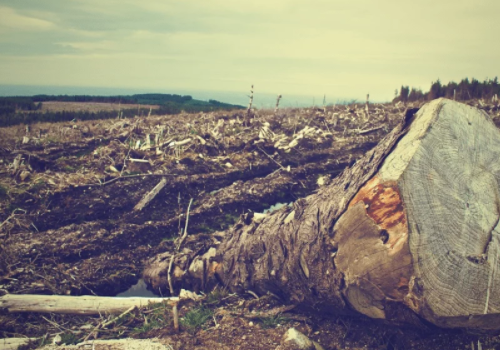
[0,0,499,101]
[0,6,55,32]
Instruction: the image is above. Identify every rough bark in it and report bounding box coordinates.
[211,106,413,318]
[145,99,500,330]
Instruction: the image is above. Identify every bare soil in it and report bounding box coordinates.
[1,100,500,349]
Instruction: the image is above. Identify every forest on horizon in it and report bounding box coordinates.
[0,93,245,127]
[394,77,500,103]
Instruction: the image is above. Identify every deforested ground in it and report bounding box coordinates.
[1,100,500,349]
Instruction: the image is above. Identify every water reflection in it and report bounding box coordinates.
[116,279,159,297]
[262,202,292,214]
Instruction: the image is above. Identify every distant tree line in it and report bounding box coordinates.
[29,93,194,105]
[0,94,244,127]
[0,109,138,127]
[0,97,42,115]
[394,77,500,103]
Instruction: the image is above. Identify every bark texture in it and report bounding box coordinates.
[145,99,500,330]
[211,107,413,319]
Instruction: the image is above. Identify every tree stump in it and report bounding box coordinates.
[144,98,500,330]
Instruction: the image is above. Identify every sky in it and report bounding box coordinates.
[0,0,499,103]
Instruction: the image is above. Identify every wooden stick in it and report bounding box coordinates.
[172,302,179,333]
[133,178,167,211]
[119,145,132,177]
[247,85,254,116]
[275,94,282,113]
[256,146,286,171]
[90,173,179,186]
[0,294,178,315]
[102,305,136,327]
[129,158,150,163]
[167,198,194,296]
[167,255,175,296]
[358,126,384,135]
[0,209,26,233]
[365,94,370,120]
[176,198,194,250]
[83,321,102,342]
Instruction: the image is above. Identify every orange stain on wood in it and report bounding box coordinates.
[349,176,406,229]
[349,176,408,249]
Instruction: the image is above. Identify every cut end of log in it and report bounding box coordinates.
[336,98,500,329]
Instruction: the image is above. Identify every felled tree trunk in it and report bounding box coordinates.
[145,98,500,330]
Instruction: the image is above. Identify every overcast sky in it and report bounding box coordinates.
[0,0,498,101]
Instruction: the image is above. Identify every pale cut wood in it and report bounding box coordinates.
[399,99,500,327]
[38,339,173,350]
[0,294,178,315]
[133,178,167,211]
[0,338,37,350]
[129,158,151,163]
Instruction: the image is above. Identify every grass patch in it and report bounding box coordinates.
[224,213,239,224]
[75,149,93,158]
[60,332,79,345]
[0,184,8,199]
[161,235,177,242]
[181,305,213,332]
[131,302,170,335]
[258,314,289,329]
[197,223,216,234]
[63,165,76,172]
[205,287,229,306]
[30,179,46,191]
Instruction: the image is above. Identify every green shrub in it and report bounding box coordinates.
[181,306,213,332]
[131,303,169,335]
[60,332,79,345]
[259,314,289,329]
[0,184,7,199]
[205,287,229,306]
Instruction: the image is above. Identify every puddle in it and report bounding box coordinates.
[116,279,160,298]
[261,202,292,214]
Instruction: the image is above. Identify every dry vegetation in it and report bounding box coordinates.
[1,99,500,349]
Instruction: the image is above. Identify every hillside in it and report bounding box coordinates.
[0,93,245,127]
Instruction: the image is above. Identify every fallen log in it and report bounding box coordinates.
[0,294,178,315]
[0,338,37,350]
[144,98,500,331]
[37,339,172,350]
